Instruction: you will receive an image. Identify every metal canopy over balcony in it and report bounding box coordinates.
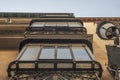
[0,13,74,18]
[7,13,103,80]
[17,44,94,61]
[8,39,102,80]
[24,18,87,39]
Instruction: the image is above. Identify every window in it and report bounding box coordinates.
[57,47,71,59]
[31,22,45,27]
[40,47,55,59]
[38,45,91,61]
[68,22,82,27]
[45,22,56,27]
[56,22,68,26]
[72,47,91,61]
[20,44,92,61]
[30,21,83,27]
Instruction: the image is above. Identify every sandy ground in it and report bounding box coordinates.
[0,22,115,80]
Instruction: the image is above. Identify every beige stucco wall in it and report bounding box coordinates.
[84,22,114,52]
